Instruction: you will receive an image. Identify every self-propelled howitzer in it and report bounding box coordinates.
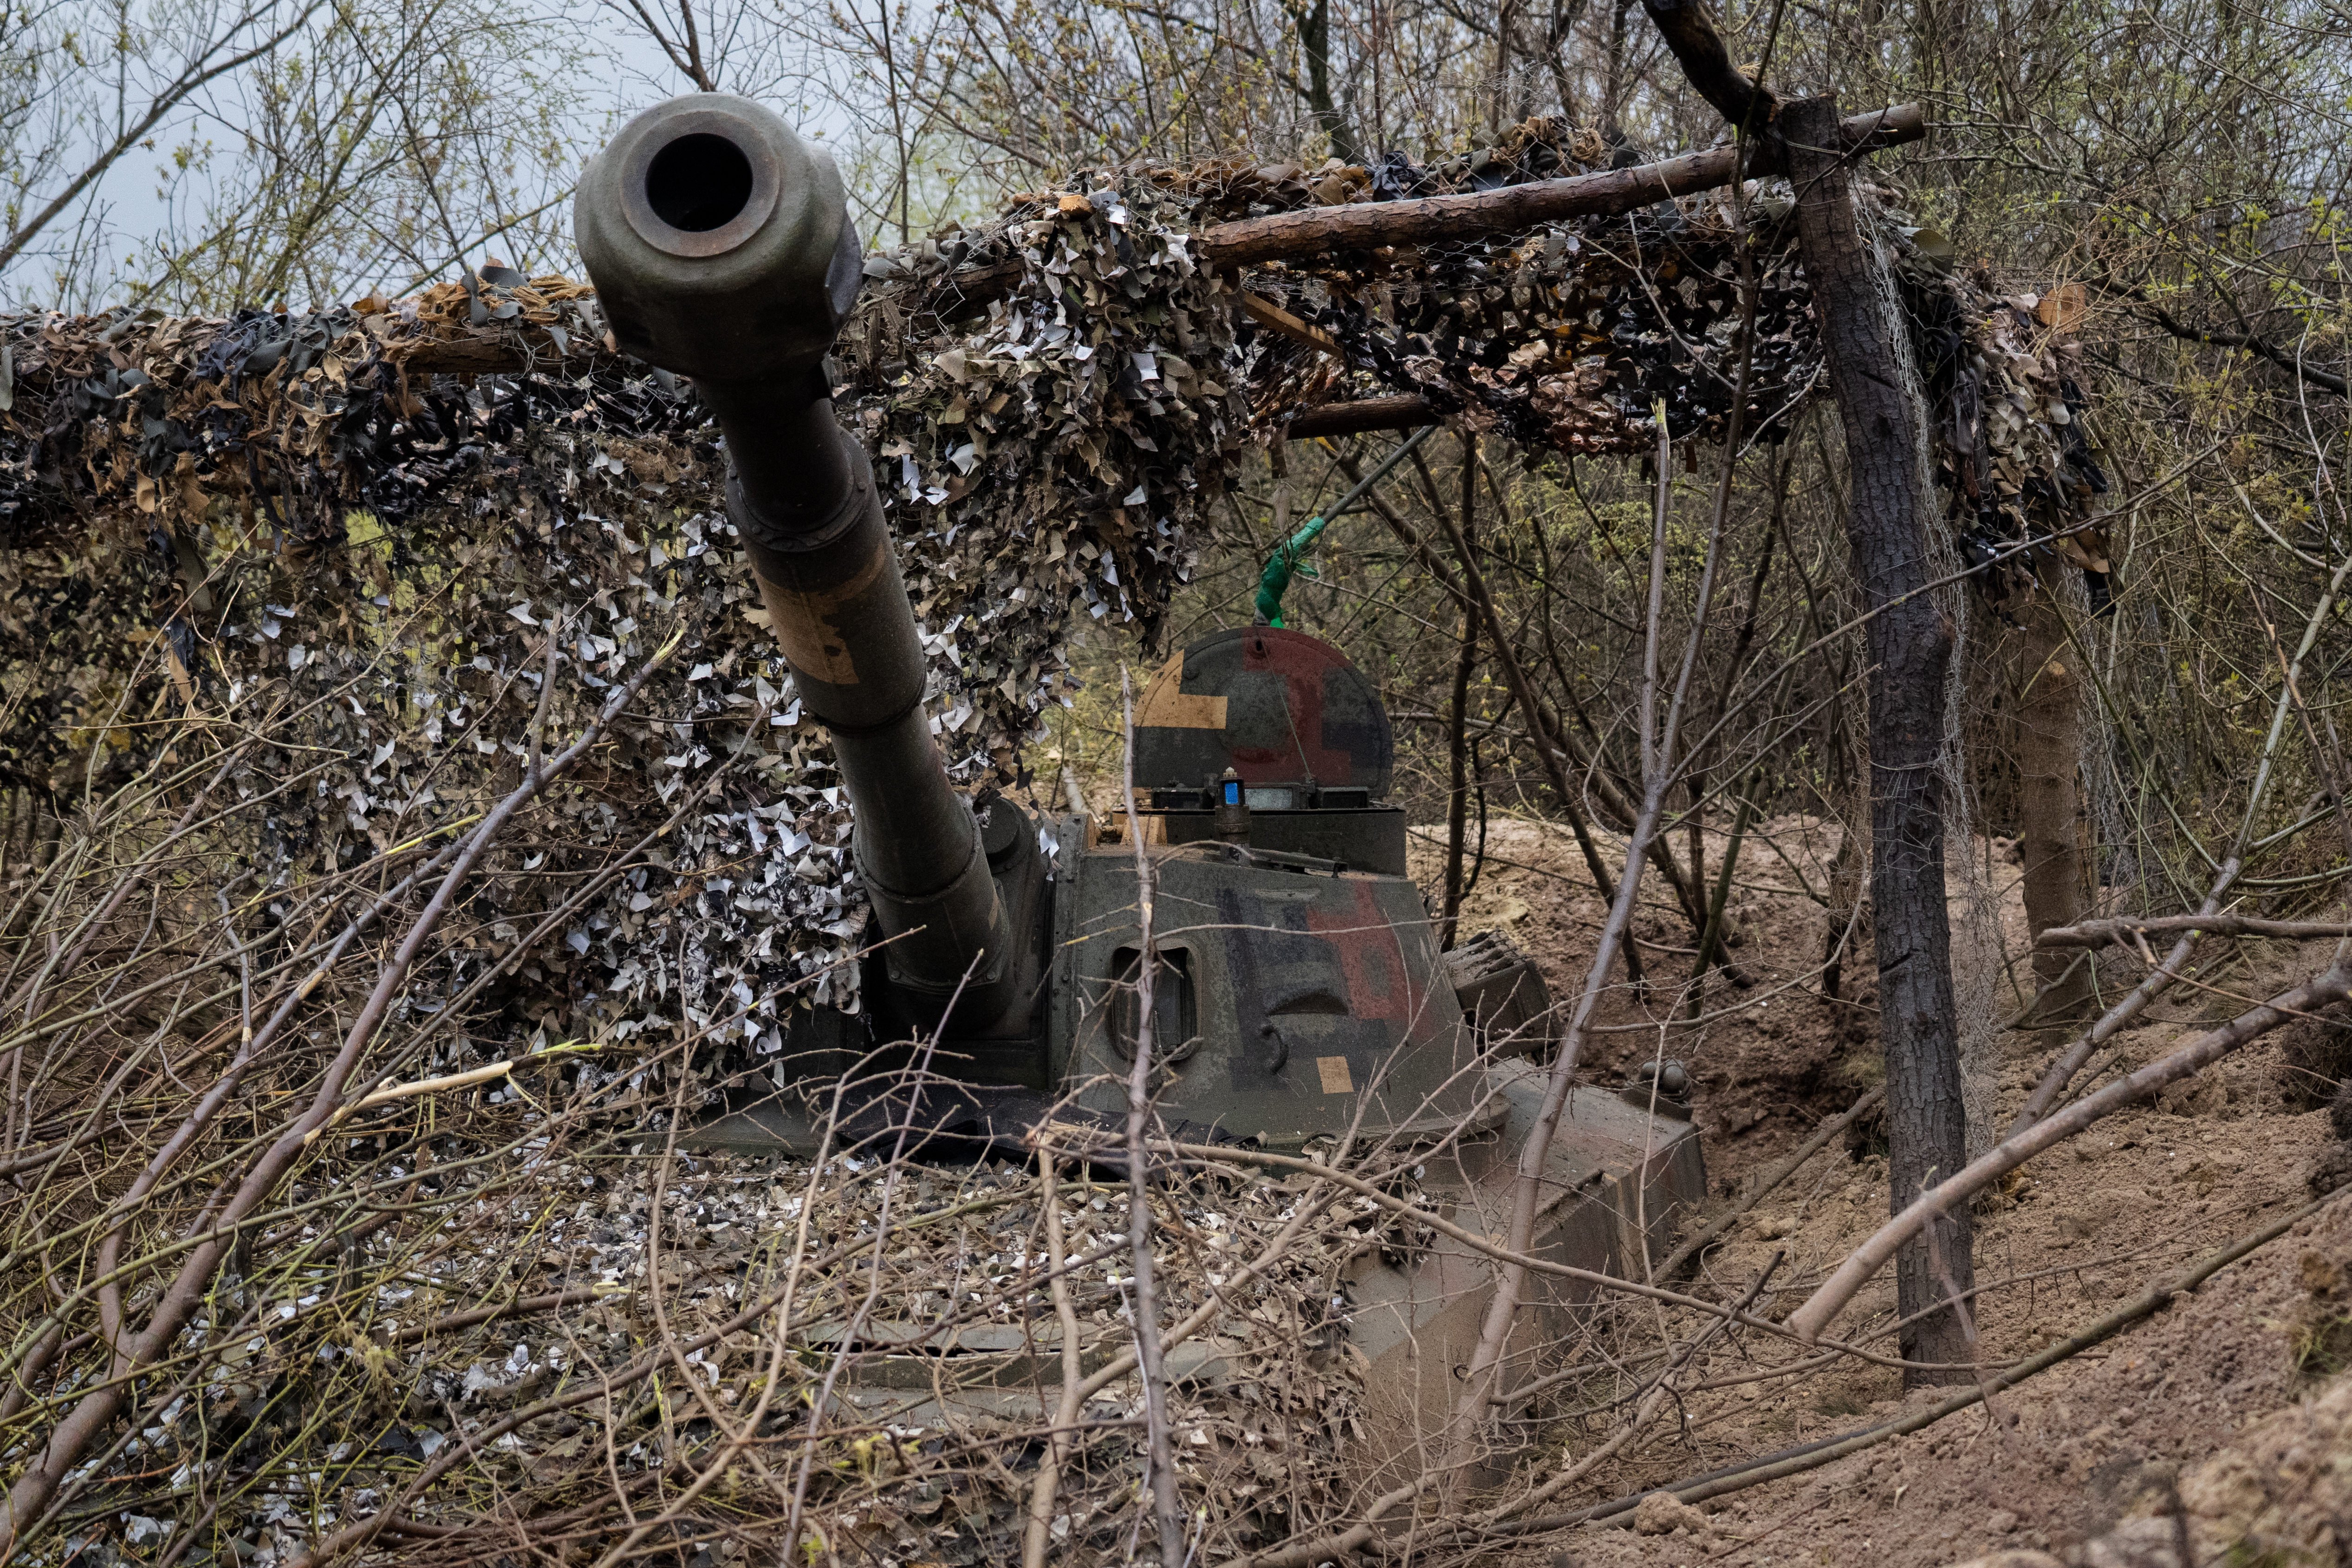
[575,96,1710,1475]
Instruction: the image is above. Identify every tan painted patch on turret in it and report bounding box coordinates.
[1136,650,1228,729]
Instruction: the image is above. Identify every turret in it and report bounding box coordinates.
[575,95,1026,1033]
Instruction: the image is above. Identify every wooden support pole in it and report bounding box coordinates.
[1280,395,1438,438]
[1197,104,1921,270]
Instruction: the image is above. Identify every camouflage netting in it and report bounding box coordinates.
[1218,118,2110,598]
[0,186,1243,1065]
[0,120,2104,1075]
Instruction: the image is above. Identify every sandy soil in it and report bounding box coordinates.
[1406,812,2352,1567]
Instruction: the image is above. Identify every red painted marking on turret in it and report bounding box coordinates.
[1307,880,1404,1019]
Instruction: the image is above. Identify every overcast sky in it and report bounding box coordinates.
[1,0,872,312]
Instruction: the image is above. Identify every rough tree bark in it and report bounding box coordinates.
[2013,557,2094,1020]
[1780,93,1977,1382]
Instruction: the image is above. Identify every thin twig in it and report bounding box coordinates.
[2018,539,2352,1130]
[0,631,682,1552]
[1445,312,1757,1477]
[2037,912,2352,946]
[1023,1148,1089,1568]
[1119,665,1187,1568]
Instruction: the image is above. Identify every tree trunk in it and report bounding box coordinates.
[1781,93,1977,1384]
[1292,0,1360,163]
[1442,434,1480,950]
[2014,557,2094,1020]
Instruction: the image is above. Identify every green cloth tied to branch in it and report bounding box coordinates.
[1251,424,1438,628]
[1253,514,1329,627]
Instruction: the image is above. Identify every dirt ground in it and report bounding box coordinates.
[1406,812,2352,1567]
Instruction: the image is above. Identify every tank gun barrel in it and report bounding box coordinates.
[575,94,1010,1018]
